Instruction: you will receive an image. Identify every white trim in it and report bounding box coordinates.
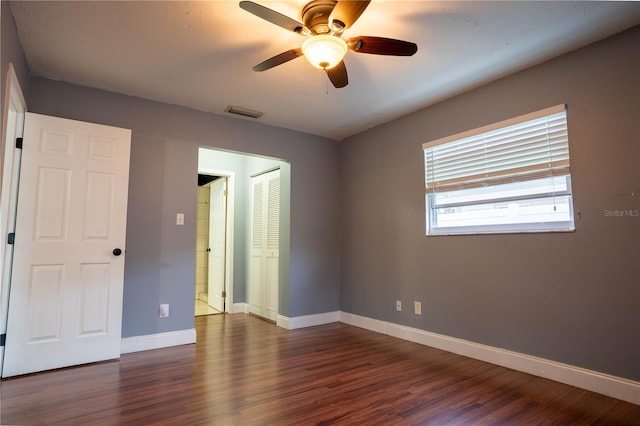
[0,63,27,378]
[120,329,196,354]
[338,312,640,405]
[279,311,341,330]
[276,315,290,329]
[232,302,249,314]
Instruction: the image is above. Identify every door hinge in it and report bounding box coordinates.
[0,333,5,346]
[7,233,15,245]
[224,189,228,197]
[16,137,23,149]
[222,291,226,298]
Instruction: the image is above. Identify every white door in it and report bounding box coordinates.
[2,112,131,378]
[249,176,266,318]
[207,177,227,312]
[249,169,280,322]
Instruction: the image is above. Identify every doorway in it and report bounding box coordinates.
[195,173,230,316]
[198,147,290,326]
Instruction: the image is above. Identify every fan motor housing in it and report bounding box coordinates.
[301,0,337,34]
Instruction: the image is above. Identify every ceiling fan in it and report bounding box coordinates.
[239,0,418,88]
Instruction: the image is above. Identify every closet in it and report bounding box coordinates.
[249,169,280,321]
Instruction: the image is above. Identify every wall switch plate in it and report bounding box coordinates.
[176,213,184,225]
[396,300,402,311]
[160,304,170,318]
[414,301,422,315]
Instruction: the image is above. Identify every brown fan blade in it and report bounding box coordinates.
[329,0,371,32]
[325,61,348,88]
[253,48,304,72]
[347,36,418,56]
[240,1,310,35]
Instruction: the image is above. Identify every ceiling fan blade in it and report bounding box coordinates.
[329,0,371,32]
[253,48,304,72]
[240,1,309,35]
[325,60,348,88]
[347,36,418,56]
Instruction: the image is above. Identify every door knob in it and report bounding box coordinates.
[113,248,122,256]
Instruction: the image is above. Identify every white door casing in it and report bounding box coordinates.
[207,177,227,312]
[0,64,27,376]
[249,169,280,322]
[2,112,131,378]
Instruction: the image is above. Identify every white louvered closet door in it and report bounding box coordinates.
[248,169,280,322]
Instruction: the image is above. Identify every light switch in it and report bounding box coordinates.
[176,213,184,225]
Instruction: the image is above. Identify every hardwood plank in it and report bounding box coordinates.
[1,314,638,425]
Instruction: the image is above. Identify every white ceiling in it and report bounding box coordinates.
[9,1,640,140]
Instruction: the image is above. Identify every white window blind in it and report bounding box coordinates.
[423,105,569,194]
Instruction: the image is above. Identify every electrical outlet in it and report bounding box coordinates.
[176,213,184,225]
[396,300,402,311]
[414,301,422,315]
[159,304,170,318]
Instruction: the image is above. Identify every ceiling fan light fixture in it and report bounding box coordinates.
[302,35,348,70]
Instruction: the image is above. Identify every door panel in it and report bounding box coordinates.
[264,255,279,320]
[2,112,131,378]
[35,168,70,239]
[249,170,280,322]
[79,262,110,334]
[84,173,114,239]
[207,177,227,312]
[29,264,64,341]
[249,177,264,317]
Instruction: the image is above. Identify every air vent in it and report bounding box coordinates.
[225,105,263,119]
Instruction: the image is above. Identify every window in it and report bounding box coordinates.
[423,105,574,235]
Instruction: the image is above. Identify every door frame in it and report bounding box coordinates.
[0,64,27,376]
[198,168,234,314]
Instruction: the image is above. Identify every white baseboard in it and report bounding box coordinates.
[278,311,340,330]
[338,312,640,405]
[232,303,249,314]
[120,328,196,354]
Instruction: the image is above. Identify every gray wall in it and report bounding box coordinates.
[1,0,30,122]
[339,26,640,381]
[27,78,341,337]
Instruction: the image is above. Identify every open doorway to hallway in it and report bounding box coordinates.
[196,147,291,322]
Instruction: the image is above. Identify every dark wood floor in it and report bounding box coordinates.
[1,314,638,425]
